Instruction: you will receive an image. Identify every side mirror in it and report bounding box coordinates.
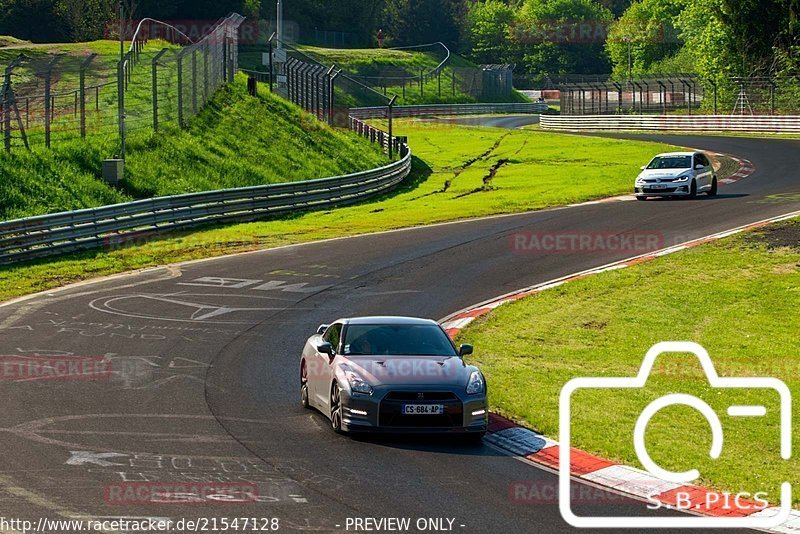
[317,342,334,356]
[459,344,473,357]
[316,324,329,335]
[695,164,704,170]
[640,165,646,170]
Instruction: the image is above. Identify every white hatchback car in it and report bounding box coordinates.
[634,152,717,200]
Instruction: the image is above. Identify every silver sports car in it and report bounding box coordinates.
[300,316,488,438]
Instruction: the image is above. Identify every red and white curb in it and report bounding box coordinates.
[442,207,800,531]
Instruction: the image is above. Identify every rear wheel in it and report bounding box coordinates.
[300,363,310,409]
[708,177,718,197]
[330,383,345,434]
[688,179,698,199]
[636,196,647,201]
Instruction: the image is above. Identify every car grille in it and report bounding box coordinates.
[379,392,463,428]
[385,391,458,401]
[643,178,679,183]
[643,187,678,193]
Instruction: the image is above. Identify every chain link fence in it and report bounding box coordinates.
[559,75,800,115]
[0,13,245,153]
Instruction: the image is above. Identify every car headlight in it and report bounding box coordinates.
[466,371,485,395]
[674,173,691,182]
[345,369,373,395]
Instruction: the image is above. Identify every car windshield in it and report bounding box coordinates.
[647,156,692,169]
[343,324,457,356]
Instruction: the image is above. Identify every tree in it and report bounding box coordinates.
[466,0,516,64]
[514,0,615,79]
[384,0,463,47]
[605,0,684,79]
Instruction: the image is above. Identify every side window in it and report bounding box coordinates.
[697,154,708,167]
[323,324,342,352]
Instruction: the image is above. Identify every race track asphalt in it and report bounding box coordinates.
[0,117,798,533]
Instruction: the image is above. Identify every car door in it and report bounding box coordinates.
[697,154,712,190]
[314,323,342,406]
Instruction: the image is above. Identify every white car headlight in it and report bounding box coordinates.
[674,173,692,182]
[345,369,373,395]
[466,371,485,395]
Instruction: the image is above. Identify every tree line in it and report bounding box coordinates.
[1,0,799,84]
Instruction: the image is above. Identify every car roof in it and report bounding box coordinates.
[653,152,699,157]
[339,316,439,326]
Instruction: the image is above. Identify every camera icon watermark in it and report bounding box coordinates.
[558,341,792,529]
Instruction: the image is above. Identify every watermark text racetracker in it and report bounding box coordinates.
[0,517,280,533]
[510,230,664,255]
[0,355,110,381]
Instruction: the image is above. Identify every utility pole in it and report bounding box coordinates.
[119,1,124,62]
[624,35,632,83]
[277,0,284,49]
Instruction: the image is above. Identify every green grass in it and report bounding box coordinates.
[0,78,388,219]
[456,219,800,505]
[0,121,678,301]
[296,45,527,105]
[0,35,29,47]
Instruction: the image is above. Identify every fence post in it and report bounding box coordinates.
[438,72,441,97]
[79,53,97,139]
[44,60,55,148]
[329,68,341,127]
[387,95,397,160]
[203,45,209,104]
[152,48,169,133]
[268,35,274,92]
[117,57,125,158]
[191,48,198,115]
[420,69,424,97]
[177,51,184,128]
[2,73,10,152]
[452,72,456,96]
[708,79,718,114]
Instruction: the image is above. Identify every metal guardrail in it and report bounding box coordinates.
[0,142,411,265]
[1,102,542,265]
[540,114,800,133]
[350,102,548,119]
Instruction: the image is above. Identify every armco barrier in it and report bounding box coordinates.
[350,102,548,120]
[0,143,411,265]
[540,114,800,133]
[1,102,540,265]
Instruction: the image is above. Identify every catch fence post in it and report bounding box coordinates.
[80,53,97,139]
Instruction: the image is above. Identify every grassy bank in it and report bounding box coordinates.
[457,219,800,505]
[0,78,387,219]
[297,45,527,105]
[0,121,677,301]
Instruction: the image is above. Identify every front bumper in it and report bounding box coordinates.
[635,183,691,197]
[340,385,488,434]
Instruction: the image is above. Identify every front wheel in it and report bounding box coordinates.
[636,196,647,201]
[330,383,345,434]
[688,179,698,199]
[708,177,718,197]
[300,363,310,409]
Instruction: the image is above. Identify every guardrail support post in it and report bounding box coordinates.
[329,67,340,127]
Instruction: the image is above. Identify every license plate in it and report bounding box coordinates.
[650,184,668,189]
[402,404,444,415]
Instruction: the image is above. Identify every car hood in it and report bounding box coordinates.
[638,168,691,180]
[343,355,473,387]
